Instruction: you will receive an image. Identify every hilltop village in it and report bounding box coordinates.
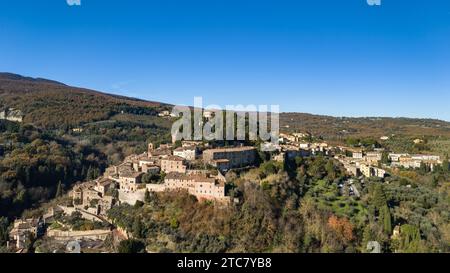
[6,131,445,253]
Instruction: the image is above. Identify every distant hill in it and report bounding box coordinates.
[1,72,450,139]
[0,73,171,129]
[279,112,450,140]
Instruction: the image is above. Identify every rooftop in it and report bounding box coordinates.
[165,172,217,184]
[204,146,256,153]
[162,155,185,161]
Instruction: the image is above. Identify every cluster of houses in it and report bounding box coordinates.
[5,141,259,252]
[67,141,259,218]
[273,132,332,162]
[8,129,445,252]
[336,147,442,179]
[389,153,441,170]
[335,149,387,178]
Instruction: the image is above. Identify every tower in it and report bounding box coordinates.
[148,143,154,154]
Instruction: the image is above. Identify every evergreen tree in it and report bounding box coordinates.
[371,184,387,210]
[132,218,144,239]
[381,205,392,235]
[399,225,422,253]
[381,152,390,164]
[443,155,450,173]
[0,217,9,246]
[144,190,151,204]
[118,239,145,253]
[55,181,63,198]
[87,166,100,180]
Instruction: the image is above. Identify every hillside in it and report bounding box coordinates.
[280,113,450,140]
[0,73,172,129]
[1,73,449,253]
[2,73,450,140]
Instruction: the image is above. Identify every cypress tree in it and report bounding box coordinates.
[55,181,63,198]
[381,205,392,235]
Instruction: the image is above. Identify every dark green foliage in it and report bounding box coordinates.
[0,217,9,246]
[118,239,146,253]
[55,181,63,198]
[0,124,107,217]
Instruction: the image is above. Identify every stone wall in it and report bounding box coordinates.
[47,229,111,241]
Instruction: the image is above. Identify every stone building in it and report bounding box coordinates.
[161,156,187,173]
[9,218,45,249]
[161,172,227,201]
[118,171,144,192]
[202,146,257,170]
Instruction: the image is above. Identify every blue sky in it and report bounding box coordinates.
[0,0,449,120]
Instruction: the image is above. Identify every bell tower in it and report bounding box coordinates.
[148,143,154,154]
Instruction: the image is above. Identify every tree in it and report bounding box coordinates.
[380,205,392,235]
[325,160,336,180]
[371,184,387,210]
[0,217,9,246]
[443,155,450,173]
[87,166,100,180]
[381,152,390,164]
[398,225,423,253]
[132,218,144,239]
[55,181,63,198]
[134,200,144,208]
[118,239,146,253]
[328,215,354,243]
[144,189,151,204]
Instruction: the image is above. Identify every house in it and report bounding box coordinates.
[343,163,360,177]
[161,172,227,202]
[360,164,386,178]
[365,152,382,164]
[9,218,45,249]
[173,146,198,161]
[148,142,172,158]
[158,110,171,117]
[299,143,310,149]
[203,110,215,120]
[161,156,187,173]
[389,153,409,162]
[0,108,24,123]
[352,152,363,159]
[203,146,257,170]
[141,164,160,175]
[182,140,203,148]
[411,154,440,162]
[95,178,115,196]
[118,171,144,192]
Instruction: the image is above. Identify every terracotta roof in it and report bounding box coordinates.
[165,172,216,183]
[162,155,185,161]
[204,146,256,153]
[120,171,143,178]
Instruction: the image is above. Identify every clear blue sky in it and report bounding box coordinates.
[1,0,449,120]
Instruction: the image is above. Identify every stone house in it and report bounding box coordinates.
[203,146,257,170]
[161,156,187,173]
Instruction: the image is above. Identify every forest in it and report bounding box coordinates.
[108,155,450,253]
[0,120,107,218]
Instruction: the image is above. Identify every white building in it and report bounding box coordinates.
[173,146,198,161]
